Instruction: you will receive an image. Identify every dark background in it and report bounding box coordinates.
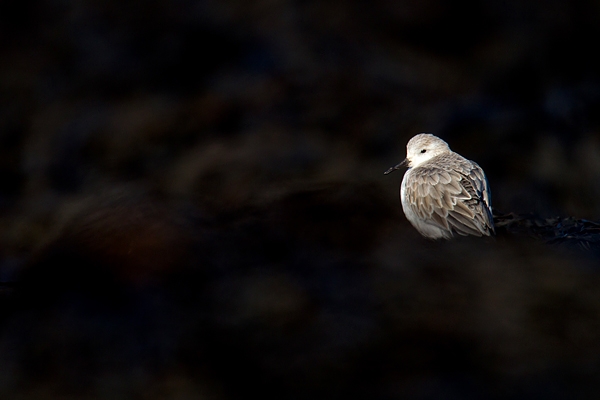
[2,1,600,399]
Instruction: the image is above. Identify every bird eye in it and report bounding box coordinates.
[420,149,427,153]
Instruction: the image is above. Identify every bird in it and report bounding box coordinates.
[384,133,494,239]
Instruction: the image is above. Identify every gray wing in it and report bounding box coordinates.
[405,160,495,237]
[468,161,493,220]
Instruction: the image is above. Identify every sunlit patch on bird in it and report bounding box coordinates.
[385,133,494,239]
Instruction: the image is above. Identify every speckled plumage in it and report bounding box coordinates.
[385,134,494,239]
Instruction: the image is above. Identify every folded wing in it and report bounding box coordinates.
[405,160,495,237]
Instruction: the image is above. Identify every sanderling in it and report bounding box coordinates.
[384,133,494,239]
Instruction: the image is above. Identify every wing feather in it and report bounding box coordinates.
[403,154,494,237]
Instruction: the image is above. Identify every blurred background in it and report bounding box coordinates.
[2,0,600,398]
